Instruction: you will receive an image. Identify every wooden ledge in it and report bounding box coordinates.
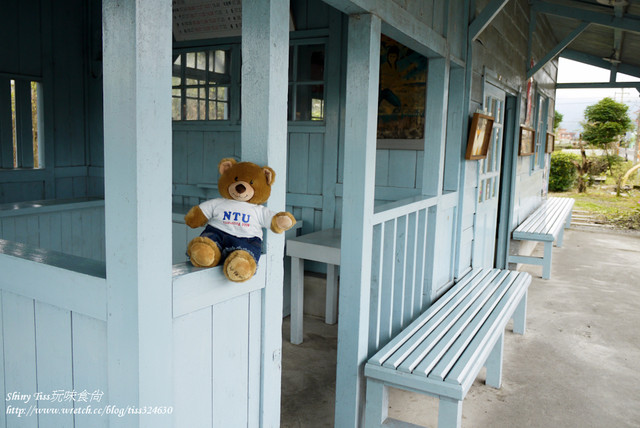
[0,238,106,279]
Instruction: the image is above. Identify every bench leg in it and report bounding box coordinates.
[290,256,304,344]
[542,241,553,280]
[325,264,338,325]
[364,379,388,428]
[438,397,462,428]
[556,225,566,248]
[512,290,528,335]
[485,333,504,389]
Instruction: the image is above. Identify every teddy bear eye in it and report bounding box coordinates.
[250,180,254,185]
[234,177,238,182]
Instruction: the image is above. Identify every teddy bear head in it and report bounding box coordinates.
[217,158,275,205]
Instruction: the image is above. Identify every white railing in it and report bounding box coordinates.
[368,195,440,352]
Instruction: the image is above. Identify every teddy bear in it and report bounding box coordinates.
[184,158,296,282]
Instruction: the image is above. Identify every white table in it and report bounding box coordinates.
[286,228,341,344]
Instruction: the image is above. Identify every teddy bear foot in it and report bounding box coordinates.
[223,250,257,282]
[187,237,221,268]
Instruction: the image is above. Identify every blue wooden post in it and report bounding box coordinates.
[422,57,450,197]
[422,57,451,302]
[102,1,173,427]
[496,94,523,269]
[335,13,380,428]
[241,0,290,426]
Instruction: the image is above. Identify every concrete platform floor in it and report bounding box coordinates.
[280,229,640,427]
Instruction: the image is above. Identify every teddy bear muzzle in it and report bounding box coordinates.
[228,181,255,202]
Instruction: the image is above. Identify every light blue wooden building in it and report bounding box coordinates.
[1,0,639,427]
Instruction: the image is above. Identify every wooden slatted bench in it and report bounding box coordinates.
[507,197,574,279]
[364,268,531,428]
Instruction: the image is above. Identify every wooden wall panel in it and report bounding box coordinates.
[388,150,417,188]
[0,181,46,204]
[171,290,261,428]
[288,133,311,194]
[34,302,74,427]
[173,131,189,184]
[0,294,5,427]
[291,0,331,30]
[2,291,38,428]
[72,312,108,428]
[173,307,213,427]
[308,134,324,194]
[433,205,456,294]
[0,288,109,428]
[0,1,20,75]
[212,296,250,427]
[52,0,86,168]
[0,204,106,262]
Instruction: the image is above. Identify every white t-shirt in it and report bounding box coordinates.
[199,198,276,240]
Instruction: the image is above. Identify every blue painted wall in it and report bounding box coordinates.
[0,0,560,282]
[0,0,103,204]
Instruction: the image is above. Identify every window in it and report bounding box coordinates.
[288,42,326,121]
[172,49,233,121]
[0,78,43,169]
[171,40,327,123]
[533,95,548,169]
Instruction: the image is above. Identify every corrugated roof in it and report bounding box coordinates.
[536,0,640,77]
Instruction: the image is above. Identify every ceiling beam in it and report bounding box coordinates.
[560,49,640,78]
[556,81,640,91]
[533,0,640,33]
[527,21,589,79]
[469,0,510,41]
[609,3,626,81]
[322,0,448,58]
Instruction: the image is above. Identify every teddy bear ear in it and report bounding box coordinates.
[263,166,276,186]
[218,158,237,176]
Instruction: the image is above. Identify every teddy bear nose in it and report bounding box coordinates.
[235,184,246,194]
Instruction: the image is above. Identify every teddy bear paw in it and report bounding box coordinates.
[223,250,257,282]
[187,237,221,268]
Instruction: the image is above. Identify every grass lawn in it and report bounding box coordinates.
[550,184,640,230]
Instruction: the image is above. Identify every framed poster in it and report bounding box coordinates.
[545,132,555,153]
[464,112,494,160]
[519,126,536,156]
[376,35,428,150]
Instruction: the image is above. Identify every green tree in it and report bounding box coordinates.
[582,97,632,162]
[581,97,633,195]
[554,110,563,132]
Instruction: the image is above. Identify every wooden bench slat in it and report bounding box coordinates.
[390,271,502,374]
[528,202,568,235]
[427,271,518,382]
[516,198,571,233]
[364,268,532,427]
[516,200,568,237]
[368,268,493,367]
[443,272,528,387]
[514,197,574,241]
[509,197,574,279]
[411,271,511,378]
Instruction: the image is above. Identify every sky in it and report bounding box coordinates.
[555,58,640,133]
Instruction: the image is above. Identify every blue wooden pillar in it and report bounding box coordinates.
[422,57,450,197]
[241,0,290,426]
[102,1,173,427]
[422,57,451,301]
[335,13,380,428]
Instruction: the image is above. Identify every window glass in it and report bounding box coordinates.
[172,49,231,121]
[288,43,326,121]
[172,40,326,123]
[1,78,43,169]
